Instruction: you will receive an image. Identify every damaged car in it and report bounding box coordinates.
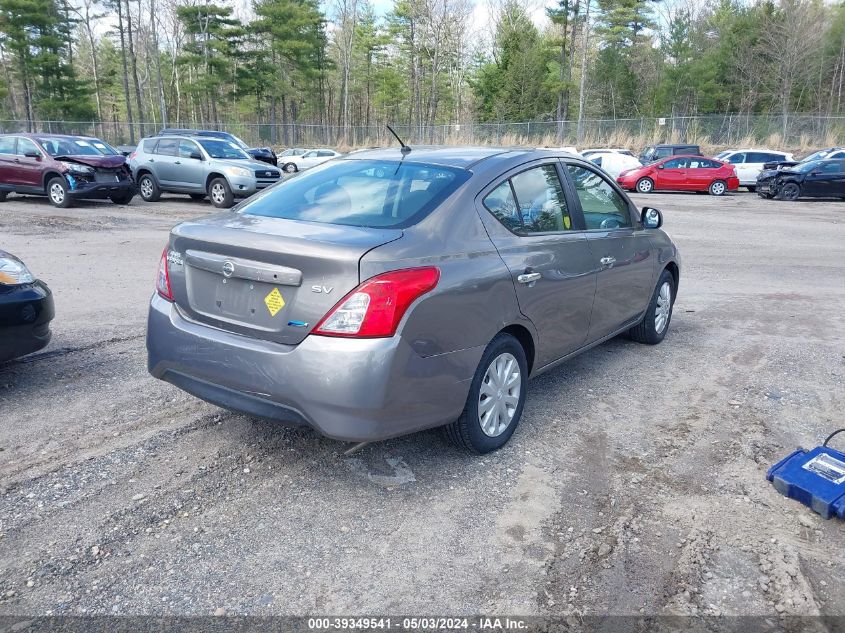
[0,134,136,208]
[758,158,845,201]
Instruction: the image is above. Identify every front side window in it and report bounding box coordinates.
[197,139,248,160]
[179,140,200,158]
[142,139,158,153]
[241,159,469,229]
[16,138,39,156]
[727,153,746,164]
[819,161,843,173]
[0,137,14,154]
[566,164,632,230]
[663,158,687,169]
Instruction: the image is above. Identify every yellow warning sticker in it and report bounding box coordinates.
[264,287,285,316]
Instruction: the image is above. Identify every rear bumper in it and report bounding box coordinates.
[727,177,740,190]
[0,280,54,362]
[146,294,483,442]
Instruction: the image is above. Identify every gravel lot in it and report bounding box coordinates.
[0,189,844,618]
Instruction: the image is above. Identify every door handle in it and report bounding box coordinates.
[174,161,181,164]
[600,256,616,268]
[517,272,542,284]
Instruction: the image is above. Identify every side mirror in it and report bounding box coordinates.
[190,151,202,161]
[641,206,662,229]
[24,151,40,159]
[657,164,665,169]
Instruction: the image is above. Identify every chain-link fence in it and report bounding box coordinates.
[1,114,843,150]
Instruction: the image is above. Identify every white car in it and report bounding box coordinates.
[587,152,642,178]
[714,149,794,192]
[581,148,636,159]
[279,149,343,173]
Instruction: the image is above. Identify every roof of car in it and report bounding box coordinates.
[341,146,579,169]
[4,132,100,141]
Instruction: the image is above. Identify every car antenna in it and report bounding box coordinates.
[386,125,411,156]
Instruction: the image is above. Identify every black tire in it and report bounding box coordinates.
[709,179,727,196]
[636,177,654,194]
[444,333,528,454]
[189,193,206,201]
[746,185,756,193]
[0,191,7,202]
[47,176,73,208]
[282,162,298,174]
[137,173,161,202]
[758,192,773,199]
[778,182,800,201]
[208,177,235,209]
[628,269,675,345]
[109,192,134,205]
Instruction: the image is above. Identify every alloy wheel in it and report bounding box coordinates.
[655,281,672,334]
[637,179,653,193]
[140,178,153,199]
[211,183,226,205]
[710,181,726,195]
[477,352,521,438]
[49,183,65,205]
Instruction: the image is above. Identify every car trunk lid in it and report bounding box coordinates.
[167,213,402,345]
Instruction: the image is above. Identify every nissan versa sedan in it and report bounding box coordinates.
[147,147,680,453]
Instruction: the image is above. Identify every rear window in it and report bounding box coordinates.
[240,159,470,229]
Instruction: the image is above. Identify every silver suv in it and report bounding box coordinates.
[128,135,281,208]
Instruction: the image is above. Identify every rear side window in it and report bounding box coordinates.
[747,152,773,163]
[689,158,719,169]
[483,165,573,235]
[0,137,16,154]
[240,159,469,229]
[156,139,179,156]
[317,150,335,157]
[655,147,672,158]
[566,165,632,230]
[663,158,687,169]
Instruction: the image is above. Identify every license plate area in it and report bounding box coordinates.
[185,267,288,332]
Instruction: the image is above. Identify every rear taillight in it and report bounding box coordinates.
[156,248,173,301]
[129,151,136,160]
[312,267,440,338]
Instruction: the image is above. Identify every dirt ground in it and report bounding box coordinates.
[0,188,843,619]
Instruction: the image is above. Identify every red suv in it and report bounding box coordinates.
[0,133,136,207]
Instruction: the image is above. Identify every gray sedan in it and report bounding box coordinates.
[147,147,680,453]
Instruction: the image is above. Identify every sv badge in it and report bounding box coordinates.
[311,285,334,294]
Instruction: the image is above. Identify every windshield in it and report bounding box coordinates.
[37,137,118,156]
[795,160,822,173]
[240,159,470,229]
[197,139,250,160]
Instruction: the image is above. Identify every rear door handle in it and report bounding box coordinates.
[517,272,542,284]
[600,256,616,268]
[174,161,181,165]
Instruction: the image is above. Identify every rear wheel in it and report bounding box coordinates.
[628,269,675,345]
[778,182,801,201]
[189,193,206,201]
[138,173,161,202]
[0,191,6,202]
[47,177,72,208]
[208,177,235,208]
[709,180,727,196]
[444,333,528,454]
[636,177,654,193]
[282,162,297,174]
